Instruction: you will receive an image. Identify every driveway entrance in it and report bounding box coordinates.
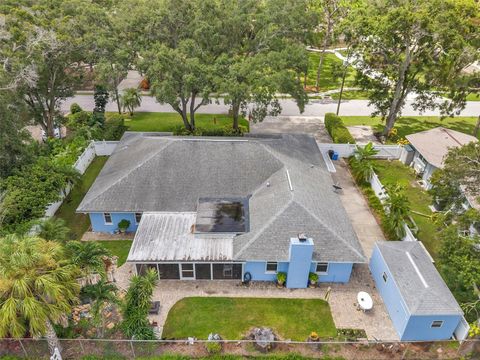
[250,116,331,143]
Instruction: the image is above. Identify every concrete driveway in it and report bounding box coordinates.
[247,116,332,143]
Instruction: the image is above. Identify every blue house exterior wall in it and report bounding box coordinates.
[286,238,314,288]
[243,261,353,285]
[370,246,410,337]
[370,245,461,341]
[243,262,289,281]
[89,212,139,233]
[401,315,461,341]
[309,262,353,283]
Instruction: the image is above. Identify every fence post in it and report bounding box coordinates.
[78,339,85,353]
[130,341,136,358]
[18,340,28,358]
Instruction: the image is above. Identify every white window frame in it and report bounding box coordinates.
[135,212,142,224]
[103,212,112,225]
[382,272,388,283]
[315,262,329,274]
[431,320,443,328]
[180,263,195,280]
[265,262,278,273]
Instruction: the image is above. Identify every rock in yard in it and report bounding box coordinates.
[249,327,276,353]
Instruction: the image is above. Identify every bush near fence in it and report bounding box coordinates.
[324,113,356,144]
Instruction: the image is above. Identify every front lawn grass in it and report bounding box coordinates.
[340,116,479,141]
[55,157,108,240]
[163,297,336,341]
[123,112,249,132]
[306,52,357,91]
[373,160,439,259]
[91,240,132,266]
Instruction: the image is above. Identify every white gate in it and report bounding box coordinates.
[454,316,470,341]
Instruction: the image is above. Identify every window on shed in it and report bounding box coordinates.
[135,212,142,224]
[266,262,278,273]
[431,321,443,328]
[382,272,388,283]
[104,213,112,224]
[316,262,328,274]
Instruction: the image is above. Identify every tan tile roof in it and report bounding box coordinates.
[406,127,478,168]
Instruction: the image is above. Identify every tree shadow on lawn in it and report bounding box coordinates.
[371,117,477,140]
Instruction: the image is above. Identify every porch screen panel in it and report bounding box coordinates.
[212,264,242,279]
[158,264,180,279]
[195,263,211,279]
[137,264,158,276]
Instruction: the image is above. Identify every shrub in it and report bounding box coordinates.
[70,103,83,114]
[118,219,131,232]
[308,272,318,283]
[324,113,355,144]
[173,125,247,137]
[104,114,127,140]
[67,111,91,130]
[276,272,287,285]
[205,341,222,354]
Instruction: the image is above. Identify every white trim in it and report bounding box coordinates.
[286,169,293,191]
[315,262,329,275]
[431,320,444,328]
[103,212,112,225]
[265,261,278,274]
[180,263,195,280]
[406,251,429,288]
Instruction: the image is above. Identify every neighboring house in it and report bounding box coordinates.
[370,242,467,341]
[401,127,478,189]
[77,132,366,288]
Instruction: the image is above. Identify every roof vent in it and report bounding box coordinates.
[298,233,308,242]
[266,181,270,187]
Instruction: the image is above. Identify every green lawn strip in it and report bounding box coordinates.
[123,112,249,132]
[163,297,336,341]
[330,90,370,100]
[54,157,108,240]
[91,240,132,266]
[372,160,439,259]
[340,116,479,141]
[306,52,357,91]
[466,93,480,101]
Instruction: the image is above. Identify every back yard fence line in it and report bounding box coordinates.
[43,141,119,218]
[1,338,479,360]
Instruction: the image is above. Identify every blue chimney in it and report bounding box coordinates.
[286,235,314,288]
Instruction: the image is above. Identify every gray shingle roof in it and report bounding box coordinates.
[376,241,463,315]
[78,132,365,263]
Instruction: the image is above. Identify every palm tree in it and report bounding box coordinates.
[350,142,379,184]
[37,217,70,243]
[122,268,158,340]
[66,241,110,284]
[121,88,142,116]
[0,235,80,354]
[383,185,410,239]
[81,280,118,337]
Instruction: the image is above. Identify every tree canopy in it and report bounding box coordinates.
[345,0,479,136]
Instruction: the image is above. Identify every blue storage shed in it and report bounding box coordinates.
[370,242,466,341]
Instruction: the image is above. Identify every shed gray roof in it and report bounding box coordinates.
[406,127,478,168]
[78,132,365,263]
[376,241,463,316]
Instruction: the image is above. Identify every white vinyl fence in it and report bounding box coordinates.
[43,141,118,218]
[317,143,402,160]
[368,171,420,243]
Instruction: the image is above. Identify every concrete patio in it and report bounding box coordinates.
[116,262,398,341]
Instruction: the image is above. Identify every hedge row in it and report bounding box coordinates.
[173,125,248,137]
[324,113,356,144]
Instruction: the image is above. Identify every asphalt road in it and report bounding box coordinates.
[61,95,480,117]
